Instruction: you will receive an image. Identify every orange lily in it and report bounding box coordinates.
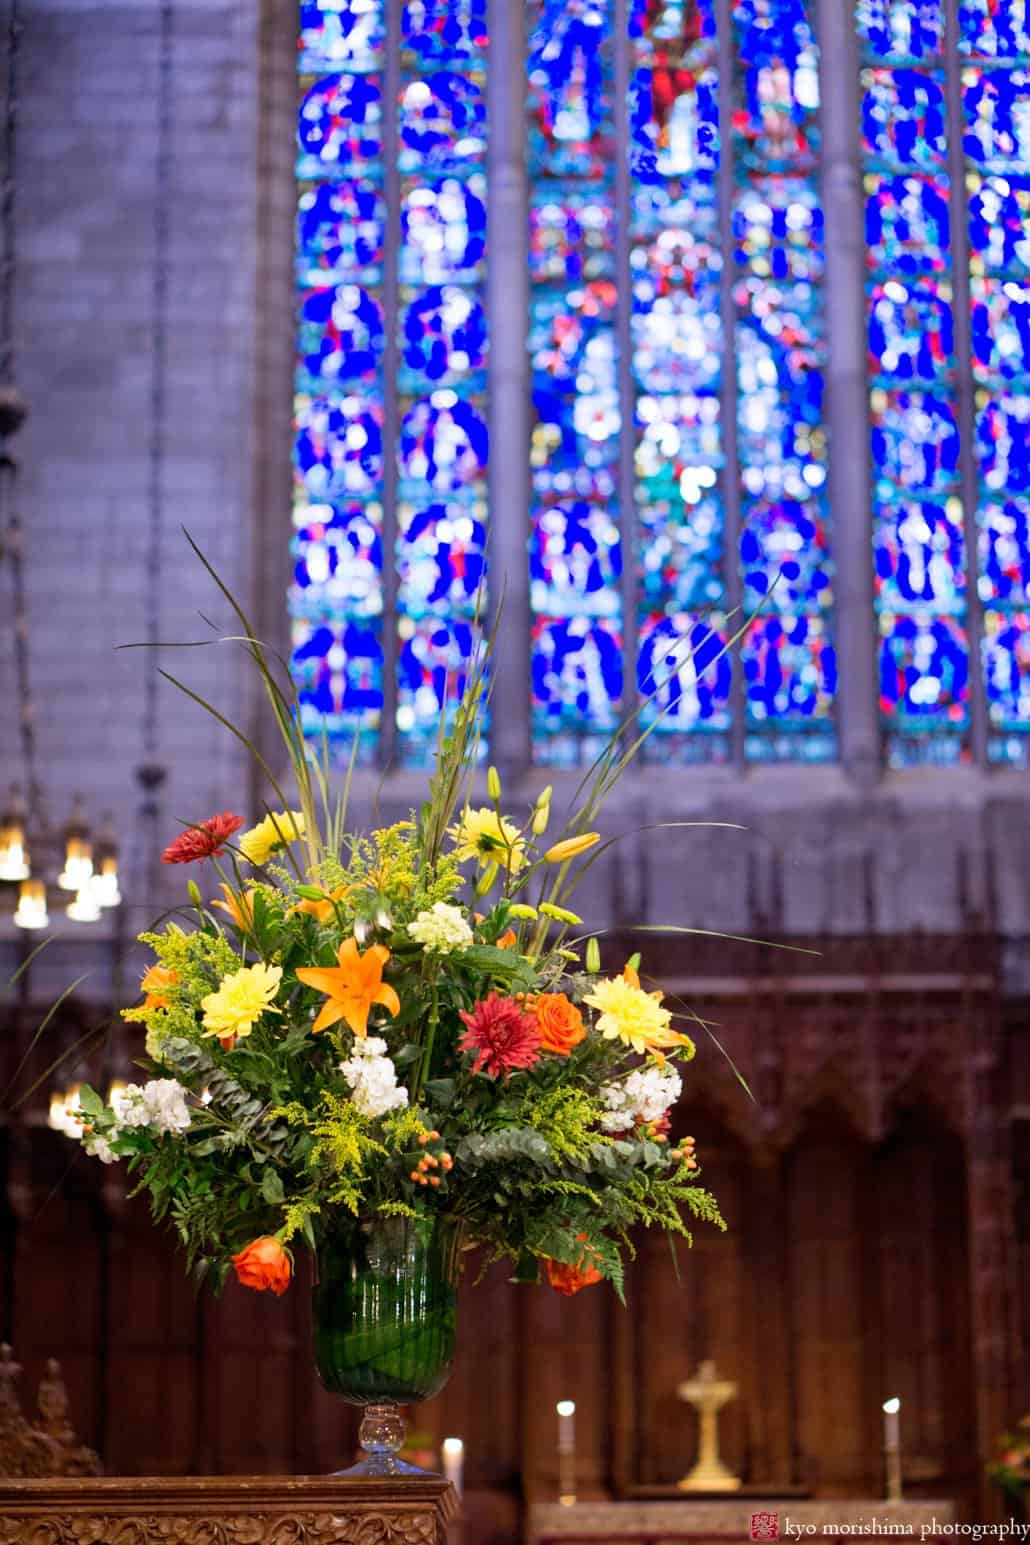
[497,928,518,949]
[211,882,257,931]
[140,964,178,1010]
[296,937,401,1037]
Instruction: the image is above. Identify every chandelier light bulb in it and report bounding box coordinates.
[13,877,48,930]
[67,885,101,923]
[0,786,30,881]
[47,1083,82,1137]
[59,835,94,893]
[91,853,121,908]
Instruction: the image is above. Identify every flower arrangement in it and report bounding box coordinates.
[989,1417,1030,1495]
[74,551,726,1303]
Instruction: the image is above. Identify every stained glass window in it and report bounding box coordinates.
[960,1,1030,765]
[524,0,836,767]
[856,0,1030,767]
[293,0,489,765]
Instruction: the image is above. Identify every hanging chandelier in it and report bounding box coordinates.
[0,0,121,932]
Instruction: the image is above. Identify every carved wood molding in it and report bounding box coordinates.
[0,1477,458,1545]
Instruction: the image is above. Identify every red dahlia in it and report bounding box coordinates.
[458,992,542,1080]
[161,812,244,865]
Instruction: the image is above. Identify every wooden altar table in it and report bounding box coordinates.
[527,1498,957,1545]
[0,1473,459,1545]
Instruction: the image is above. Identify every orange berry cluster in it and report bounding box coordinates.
[671,1134,698,1171]
[409,1130,453,1188]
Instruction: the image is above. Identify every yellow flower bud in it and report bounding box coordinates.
[543,832,601,863]
[187,880,204,909]
[539,902,583,925]
[508,903,539,919]
[476,861,500,895]
[531,804,550,836]
[487,765,502,802]
[585,937,601,973]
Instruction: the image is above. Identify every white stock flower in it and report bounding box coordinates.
[408,902,474,956]
[114,1078,192,1135]
[82,1132,119,1165]
[599,1063,682,1133]
[340,1037,409,1120]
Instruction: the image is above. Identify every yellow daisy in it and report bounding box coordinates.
[584,968,693,1057]
[450,806,526,872]
[201,962,282,1041]
[238,810,305,867]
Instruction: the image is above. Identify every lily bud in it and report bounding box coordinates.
[543,832,600,863]
[487,765,502,802]
[187,880,204,909]
[585,936,601,973]
[476,861,499,895]
[531,804,550,836]
[539,902,583,925]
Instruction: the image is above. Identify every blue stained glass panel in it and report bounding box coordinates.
[878,613,970,725]
[527,0,613,179]
[976,391,1030,492]
[860,67,948,169]
[397,499,488,615]
[398,393,489,493]
[873,497,967,614]
[530,194,616,283]
[397,615,482,763]
[297,284,385,385]
[962,65,1030,170]
[869,388,961,495]
[968,174,1030,276]
[969,276,1030,381]
[295,394,385,499]
[399,175,487,284]
[292,500,384,618]
[856,0,944,61]
[732,0,821,173]
[865,173,951,274]
[531,281,621,472]
[401,0,488,61]
[296,181,385,285]
[638,612,732,737]
[300,0,384,72]
[959,0,1030,59]
[639,495,724,612]
[868,278,954,382]
[741,499,833,609]
[532,615,623,740]
[398,72,487,174]
[399,285,488,390]
[297,72,383,175]
[292,614,384,749]
[983,610,1030,727]
[530,500,622,618]
[977,498,1030,605]
[742,612,837,724]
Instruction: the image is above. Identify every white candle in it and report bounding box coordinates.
[882,1397,900,1450]
[442,1436,464,1496]
[557,1399,576,1451]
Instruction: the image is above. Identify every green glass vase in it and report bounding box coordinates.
[313,1213,461,1476]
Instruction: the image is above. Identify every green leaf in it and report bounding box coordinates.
[424,1077,456,1109]
[392,1043,423,1068]
[78,1085,104,1117]
[261,1168,285,1205]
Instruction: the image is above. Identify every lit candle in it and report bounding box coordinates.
[882,1397,902,1502]
[442,1436,464,1496]
[557,1400,576,1507]
[557,1399,576,1451]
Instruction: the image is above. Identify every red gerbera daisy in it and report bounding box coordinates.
[458,992,542,1080]
[161,811,244,865]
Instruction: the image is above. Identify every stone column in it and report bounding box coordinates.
[486,0,531,782]
[815,0,880,790]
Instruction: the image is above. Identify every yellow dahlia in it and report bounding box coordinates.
[584,971,691,1056]
[201,962,282,1041]
[450,806,526,872]
[238,810,305,867]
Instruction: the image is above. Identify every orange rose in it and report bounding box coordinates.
[232,1236,291,1297]
[545,1235,603,1297]
[534,993,586,1056]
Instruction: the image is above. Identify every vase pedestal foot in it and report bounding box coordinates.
[334,1401,439,1479]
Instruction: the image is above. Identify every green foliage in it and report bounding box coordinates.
[521,1085,608,1166]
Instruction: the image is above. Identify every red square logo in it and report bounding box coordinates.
[749,1514,780,1542]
